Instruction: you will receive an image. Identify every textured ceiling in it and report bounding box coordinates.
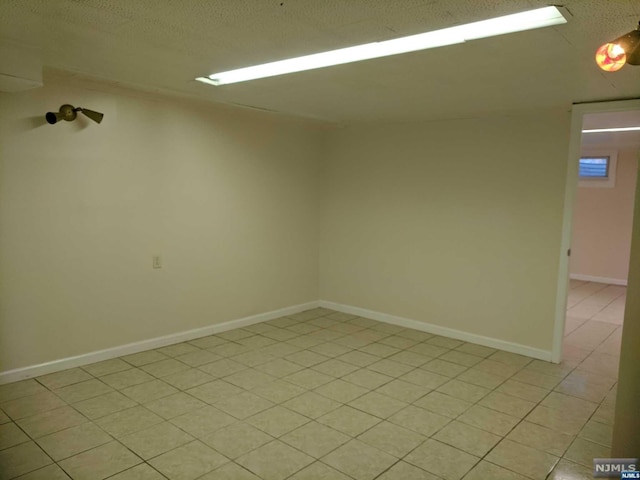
[1,0,639,123]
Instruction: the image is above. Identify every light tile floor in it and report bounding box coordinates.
[0,281,623,480]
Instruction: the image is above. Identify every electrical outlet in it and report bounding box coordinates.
[152,255,162,269]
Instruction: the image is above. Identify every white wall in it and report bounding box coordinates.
[319,110,571,353]
[570,148,638,284]
[0,73,324,372]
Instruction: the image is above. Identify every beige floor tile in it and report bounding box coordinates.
[439,350,484,367]
[318,405,381,436]
[102,369,155,390]
[436,379,490,403]
[376,461,441,480]
[225,369,277,390]
[478,391,537,418]
[254,359,304,377]
[122,351,169,367]
[156,343,200,358]
[81,359,133,377]
[286,350,329,368]
[489,351,532,368]
[237,440,314,480]
[309,343,352,358]
[506,421,574,457]
[37,368,93,390]
[554,377,612,403]
[74,391,137,419]
[246,406,310,437]
[389,405,450,436]
[141,359,190,378]
[454,343,497,358]
[511,369,561,390]
[0,380,47,403]
[474,359,522,378]
[170,405,236,438]
[251,380,306,404]
[232,350,278,368]
[434,420,501,457]
[1,391,67,420]
[524,360,574,379]
[186,380,243,404]
[414,391,472,418]
[144,392,205,419]
[161,368,214,390]
[36,422,112,461]
[0,422,29,450]
[359,343,400,358]
[16,406,88,438]
[495,379,550,403]
[485,439,559,479]
[15,463,72,480]
[197,358,247,378]
[121,380,178,403]
[0,410,9,425]
[149,440,228,479]
[421,359,468,377]
[288,461,352,480]
[209,342,251,358]
[0,442,52,480]
[108,463,166,479]
[540,392,598,418]
[200,462,261,480]
[426,336,463,349]
[457,405,519,436]
[314,379,368,403]
[283,369,333,390]
[287,335,325,349]
[399,369,448,390]
[82,358,131,377]
[95,406,164,438]
[312,359,360,377]
[201,422,272,459]
[54,379,114,404]
[120,422,193,460]
[564,437,611,468]
[578,419,613,447]
[592,403,615,426]
[456,369,505,390]
[405,439,479,480]
[214,391,274,420]
[525,405,591,435]
[58,441,141,480]
[281,421,350,458]
[463,460,529,480]
[174,350,220,368]
[357,420,425,458]
[375,379,431,403]
[282,392,341,419]
[348,391,407,419]
[547,458,594,480]
[336,350,379,367]
[322,439,396,480]
[388,351,431,367]
[340,369,392,389]
[367,358,415,377]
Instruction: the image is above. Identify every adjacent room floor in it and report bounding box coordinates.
[0,281,623,480]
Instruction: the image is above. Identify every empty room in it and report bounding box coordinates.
[1,1,639,480]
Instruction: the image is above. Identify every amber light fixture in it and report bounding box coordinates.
[596,21,640,72]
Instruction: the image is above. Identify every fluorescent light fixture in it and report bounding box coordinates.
[196,6,567,86]
[582,126,640,133]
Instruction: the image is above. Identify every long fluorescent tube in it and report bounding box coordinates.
[196,6,567,86]
[582,126,640,133]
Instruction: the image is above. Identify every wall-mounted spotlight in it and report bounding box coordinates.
[595,21,640,72]
[45,104,104,125]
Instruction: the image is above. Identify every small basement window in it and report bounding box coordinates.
[578,150,617,188]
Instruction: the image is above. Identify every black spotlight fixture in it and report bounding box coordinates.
[595,21,640,71]
[45,104,104,125]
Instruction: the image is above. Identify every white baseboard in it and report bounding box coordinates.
[0,301,319,385]
[319,300,552,362]
[569,273,627,286]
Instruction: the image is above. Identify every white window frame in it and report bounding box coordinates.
[578,149,617,188]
